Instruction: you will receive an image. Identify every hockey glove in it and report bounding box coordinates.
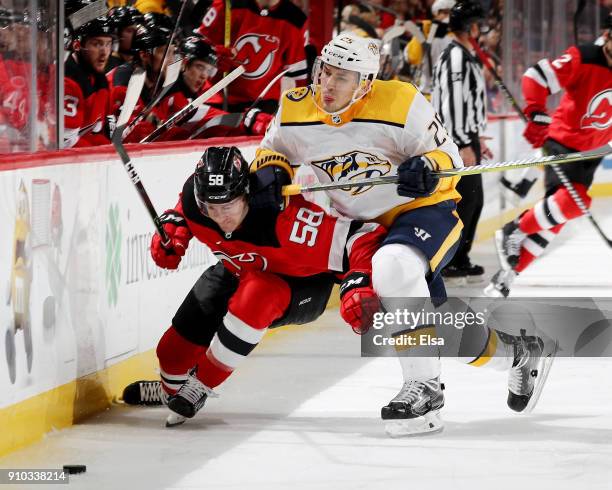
[243,108,274,136]
[523,106,551,148]
[397,156,439,198]
[339,271,380,335]
[214,45,242,73]
[249,165,292,210]
[150,210,192,269]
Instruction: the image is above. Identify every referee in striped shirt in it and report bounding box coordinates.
[432,0,493,283]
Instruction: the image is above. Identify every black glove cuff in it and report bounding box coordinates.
[339,271,371,298]
[159,210,187,227]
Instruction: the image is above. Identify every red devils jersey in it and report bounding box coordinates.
[523,44,612,151]
[155,75,246,140]
[64,54,112,148]
[197,0,308,106]
[107,63,157,143]
[174,175,385,277]
[0,56,29,131]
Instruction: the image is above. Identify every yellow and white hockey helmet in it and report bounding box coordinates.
[312,32,380,115]
[320,32,380,78]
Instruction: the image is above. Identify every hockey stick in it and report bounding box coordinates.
[151,0,193,99]
[140,64,245,143]
[187,67,288,140]
[121,58,183,141]
[469,38,612,247]
[68,0,107,30]
[111,68,171,247]
[281,144,612,196]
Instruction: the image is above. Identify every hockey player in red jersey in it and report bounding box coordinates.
[108,23,171,143]
[196,0,308,113]
[122,146,385,426]
[64,17,116,147]
[106,6,145,72]
[152,36,274,140]
[486,15,612,298]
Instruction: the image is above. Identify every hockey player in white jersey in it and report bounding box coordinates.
[253,32,557,436]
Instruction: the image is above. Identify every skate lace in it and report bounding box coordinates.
[508,350,530,394]
[508,338,541,395]
[392,380,434,404]
[178,376,218,406]
[506,226,526,257]
[140,381,163,403]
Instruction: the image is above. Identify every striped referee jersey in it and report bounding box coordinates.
[432,40,487,147]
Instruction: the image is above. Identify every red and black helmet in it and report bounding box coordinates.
[181,36,218,67]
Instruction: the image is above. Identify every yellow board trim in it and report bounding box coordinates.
[0,350,159,458]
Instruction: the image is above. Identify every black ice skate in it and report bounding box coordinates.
[122,380,168,406]
[504,330,558,413]
[500,176,536,200]
[441,261,485,285]
[166,369,217,427]
[496,218,527,270]
[381,377,445,436]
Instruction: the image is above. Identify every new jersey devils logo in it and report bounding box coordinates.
[234,34,280,80]
[214,251,268,275]
[581,89,612,130]
[311,151,392,196]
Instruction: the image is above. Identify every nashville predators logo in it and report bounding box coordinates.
[286,86,310,102]
[581,89,612,130]
[311,151,392,196]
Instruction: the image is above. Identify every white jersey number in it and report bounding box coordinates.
[289,207,324,247]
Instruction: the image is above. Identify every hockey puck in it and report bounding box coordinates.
[63,465,86,474]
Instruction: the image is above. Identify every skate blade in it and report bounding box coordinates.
[384,411,443,437]
[165,412,187,428]
[493,229,513,271]
[483,282,505,298]
[442,277,467,287]
[466,275,485,285]
[523,340,558,414]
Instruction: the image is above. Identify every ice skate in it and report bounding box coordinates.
[495,219,527,271]
[500,176,536,202]
[504,330,558,413]
[166,369,218,426]
[381,377,444,437]
[441,261,485,285]
[122,380,168,406]
[484,268,517,298]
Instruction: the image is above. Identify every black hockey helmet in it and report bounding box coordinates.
[109,6,145,33]
[604,11,612,31]
[0,7,14,28]
[449,0,484,33]
[143,12,173,36]
[181,36,218,66]
[75,16,116,42]
[194,147,250,210]
[130,24,169,53]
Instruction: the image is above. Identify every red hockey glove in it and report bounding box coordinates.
[339,271,380,335]
[214,45,242,73]
[243,108,273,135]
[523,106,551,148]
[150,210,192,269]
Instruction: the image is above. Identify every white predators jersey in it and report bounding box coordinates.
[260,79,463,225]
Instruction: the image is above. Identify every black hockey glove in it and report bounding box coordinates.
[397,156,439,198]
[249,165,291,210]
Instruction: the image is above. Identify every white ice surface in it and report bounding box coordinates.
[2,200,612,490]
